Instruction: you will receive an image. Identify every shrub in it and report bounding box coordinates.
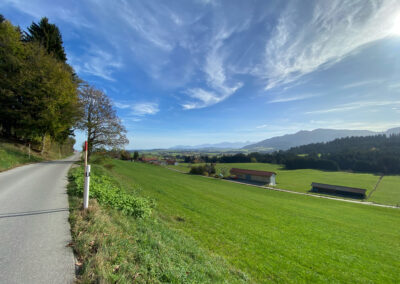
[120,150,131,160]
[69,167,152,218]
[190,165,205,175]
[189,163,216,176]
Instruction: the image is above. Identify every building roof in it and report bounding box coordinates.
[141,157,158,162]
[230,168,276,177]
[311,182,366,194]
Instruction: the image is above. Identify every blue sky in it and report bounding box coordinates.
[2,0,400,149]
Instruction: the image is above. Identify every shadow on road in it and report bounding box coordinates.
[42,160,78,165]
[0,208,69,219]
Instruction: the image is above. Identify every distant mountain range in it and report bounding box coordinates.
[243,127,400,151]
[167,127,400,152]
[169,141,254,150]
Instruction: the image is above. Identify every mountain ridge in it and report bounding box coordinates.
[243,127,400,151]
[169,141,254,150]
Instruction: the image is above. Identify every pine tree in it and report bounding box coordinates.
[24,17,67,62]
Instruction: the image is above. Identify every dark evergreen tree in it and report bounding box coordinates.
[24,17,67,62]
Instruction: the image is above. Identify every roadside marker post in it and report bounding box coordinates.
[83,141,90,209]
[83,165,90,209]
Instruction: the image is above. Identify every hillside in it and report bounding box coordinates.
[0,142,42,171]
[0,140,75,171]
[243,129,377,151]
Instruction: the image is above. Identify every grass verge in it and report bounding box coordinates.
[67,163,248,283]
[0,141,42,171]
[0,139,74,172]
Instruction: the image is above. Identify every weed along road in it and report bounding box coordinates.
[0,153,80,284]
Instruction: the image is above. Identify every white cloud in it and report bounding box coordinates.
[1,0,93,29]
[69,49,122,81]
[341,79,384,90]
[306,100,400,114]
[268,93,321,103]
[182,25,244,109]
[257,0,400,89]
[388,82,400,90]
[256,124,268,129]
[131,103,159,116]
[113,102,130,109]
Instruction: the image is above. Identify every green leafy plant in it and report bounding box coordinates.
[69,167,152,218]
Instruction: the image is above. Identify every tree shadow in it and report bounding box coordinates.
[227,178,267,187]
[41,160,78,164]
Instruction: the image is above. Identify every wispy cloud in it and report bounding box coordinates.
[341,79,384,90]
[182,25,245,109]
[1,0,93,28]
[256,124,268,129]
[257,0,400,89]
[113,101,130,109]
[69,49,122,81]
[114,101,160,117]
[131,103,159,116]
[268,93,321,103]
[306,100,400,114]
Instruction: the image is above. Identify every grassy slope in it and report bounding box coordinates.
[68,165,247,283]
[0,140,74,172]
[369,176,400,206]
[0,142,42,171]
[110,160,400,283]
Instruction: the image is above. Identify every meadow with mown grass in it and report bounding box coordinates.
[168,162,400,206]
[105,160,400,283]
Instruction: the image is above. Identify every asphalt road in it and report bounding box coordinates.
[0,153,80,284]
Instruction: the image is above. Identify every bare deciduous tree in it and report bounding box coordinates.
[77,84,128,161]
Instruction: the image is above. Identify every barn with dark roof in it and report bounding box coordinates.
[311,182,366,198]
[230,168,276,186]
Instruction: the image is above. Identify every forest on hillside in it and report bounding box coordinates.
[0,15,78,153]
[185,134,400,174]
[0,15,127,158]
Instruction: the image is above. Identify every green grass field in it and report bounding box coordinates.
[369,176,400,206]
[168,162,400,205]
[0,142,42,171]
[109,160,400,283]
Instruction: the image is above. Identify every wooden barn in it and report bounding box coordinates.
[166,159,178,166]
[230,168,276,186]
[311,182,366,198]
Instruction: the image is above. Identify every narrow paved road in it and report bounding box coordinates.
[0,153,79,284]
